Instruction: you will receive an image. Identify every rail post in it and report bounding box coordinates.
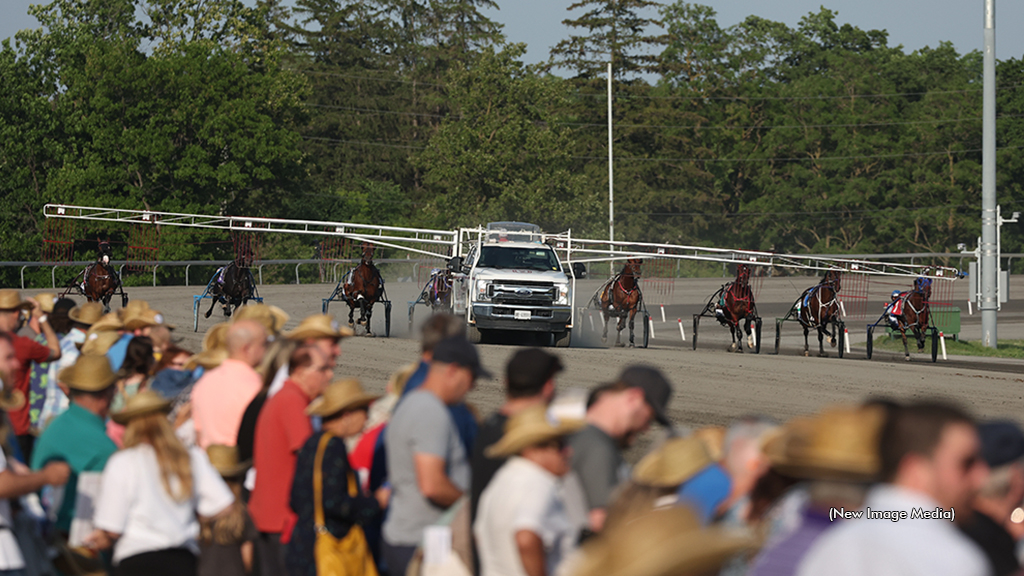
[52,266,57,289]
[152,265,159,287]
[20,266,26,289]
[258,265,264,285]
[185,265,190,287]
[295,263,301,285]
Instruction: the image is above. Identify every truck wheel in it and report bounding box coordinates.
[553,330,571,348]
[468,325,482,344]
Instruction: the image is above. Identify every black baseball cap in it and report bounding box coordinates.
[506,348,563,395]
[978,421,1024,467]
[432,337,492,380]
[618,365,672,426]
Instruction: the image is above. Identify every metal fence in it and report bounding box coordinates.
[1,258,447,290]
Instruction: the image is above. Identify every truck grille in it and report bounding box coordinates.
[489,282,555,306]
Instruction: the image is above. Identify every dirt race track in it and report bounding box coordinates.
[35,276,1024,443]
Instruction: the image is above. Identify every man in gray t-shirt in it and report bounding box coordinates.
[381,337,490,576]
[570,365,673,534]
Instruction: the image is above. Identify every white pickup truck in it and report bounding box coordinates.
[447,222,584,347]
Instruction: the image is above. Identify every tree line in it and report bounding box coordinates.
[3,0,1024,284]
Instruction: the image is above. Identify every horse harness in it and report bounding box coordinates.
[799,284,839,327]
[892,289,928,330]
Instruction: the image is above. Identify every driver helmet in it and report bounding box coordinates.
[891,290,901,300]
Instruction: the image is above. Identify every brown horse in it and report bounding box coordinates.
[81,240,125,312]
[342,244,385,336]
[715,263,758,352]
[888,277,932,361]
[797,269,842,357]
[595,258,643,347]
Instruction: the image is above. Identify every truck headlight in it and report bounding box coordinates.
[476,280,490,301]
[555,283,569,305]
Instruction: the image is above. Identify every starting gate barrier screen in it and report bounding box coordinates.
[41,219,75,264]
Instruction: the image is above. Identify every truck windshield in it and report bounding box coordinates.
[478,246,562,272]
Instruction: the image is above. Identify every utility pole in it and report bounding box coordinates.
[981,0,997,347]
[607,61,614,263]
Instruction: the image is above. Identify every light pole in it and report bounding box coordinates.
[980,0,997,347]
[607,61,614,263]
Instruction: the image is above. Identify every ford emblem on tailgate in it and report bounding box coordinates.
[515,288,531,296]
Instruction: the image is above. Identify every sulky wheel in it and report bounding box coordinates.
[837,321,846,359]
[692,315,699,351]
[754,318,762,354]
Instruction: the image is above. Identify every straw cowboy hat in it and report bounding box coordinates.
[693,426,727,462]
[306,378,381,418]
[233,304,290,335]
[485,405,584,458]
[284,314,354,341]
[632,436,715,488]
[68,302,105,326]
[206,445,251,478]
[122,307,173,331]
[89,312,124,333]
[763,405,885,482]
[32,293,56,314]
[58,353,117,392]
[185,323,230,370]
[118,300,150,320]
[0,290,34,311]
[570,506,758,576]
[112,390,172,425]
[79,331,121,356]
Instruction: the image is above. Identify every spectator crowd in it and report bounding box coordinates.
[0,287,1022,576]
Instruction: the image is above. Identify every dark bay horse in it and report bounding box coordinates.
[81,240,125,311]
[715,263,758,352]
[797,269,842,357]
[594,258,643,347]
[888,277,932,361]
[342,244,385,336]
[205,261,255,318]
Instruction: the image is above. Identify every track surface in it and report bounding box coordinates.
[41,278,1024,436]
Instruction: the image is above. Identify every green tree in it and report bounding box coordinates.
[548,0,666,80]
[416,45,597,232]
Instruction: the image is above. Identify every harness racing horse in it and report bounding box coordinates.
[888,277,932,361]
[593,258,643,347]
[77,240,128,312]
[797,269,842,357]
[205,261,255,319]
[426,269,453,312]
[715,263,759,352]
[341,244,385,336]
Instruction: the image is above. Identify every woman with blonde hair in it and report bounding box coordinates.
[86,390,235,576]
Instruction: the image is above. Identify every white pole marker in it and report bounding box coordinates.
[660,304,666,323]
[940,332,948,360]
[844,327,851,355]
[648,317,656,340]
[678,318,686,341]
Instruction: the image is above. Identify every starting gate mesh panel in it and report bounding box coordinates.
[839,271,871,321]
[127,224,160,272]
[232,230,263,267]
[41,219,75,264]
[640,257,676,306]
[929,278,958,336]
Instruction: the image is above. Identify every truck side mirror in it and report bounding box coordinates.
[447,256,463,272]
[571,262,587,279]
